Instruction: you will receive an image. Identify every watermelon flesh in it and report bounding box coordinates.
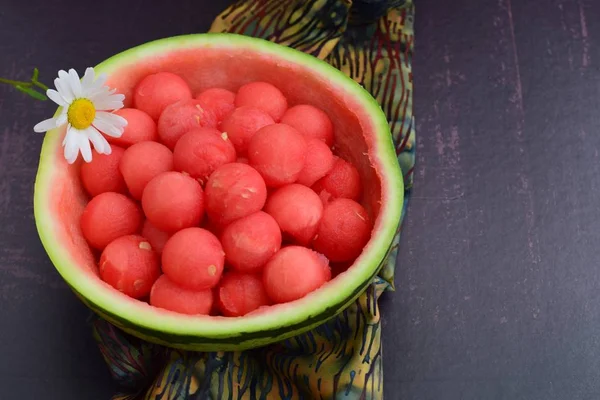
[107,108,158,147]
[88,80,362,313]
[34,34,403,351]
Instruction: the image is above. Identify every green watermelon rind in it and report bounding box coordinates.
[33,33,404,350]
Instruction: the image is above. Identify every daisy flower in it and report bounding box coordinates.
[33,68,128,164]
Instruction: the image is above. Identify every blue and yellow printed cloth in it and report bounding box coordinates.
[92,0,415,398]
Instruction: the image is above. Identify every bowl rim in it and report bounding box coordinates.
[34,32,404,340]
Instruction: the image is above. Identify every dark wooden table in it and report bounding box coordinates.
[2,0,600,399]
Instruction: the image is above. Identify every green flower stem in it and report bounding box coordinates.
[0,68,49,101]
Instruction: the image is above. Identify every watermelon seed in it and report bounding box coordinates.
[133,280,145,290]
[221,132,228,141]
[241,193,250,199]
[355,212,366,221]
[208,265,217,276]
[181,171,190,177]
[139,241,152,251]
[247,187,257,193]
[194,115,201,125]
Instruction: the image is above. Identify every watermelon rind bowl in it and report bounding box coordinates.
[34,33,404,351]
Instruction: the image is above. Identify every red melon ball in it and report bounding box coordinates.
[99,235,161,298]
[150,275,213,315]
[220,211,282,273]
[264,184,323,246]
[234,82,288,121]
[205,163,268,227]
[141,171,204,232]
[263,246,331,304]
[312,198,372,262]
[217,272,270,317]
[133,72,192,120]
[119,141,174,200]
[220,106,274,155]
[106,108,157,147]
[162,228,225,290]
[312,157,362,202]
[296,138,335,187]
[141,220,171,255]
[195,88,236,122]
[247,124,307,187]
[157,99,218,150]
[80,192,142,250]
[80,146,127,197]
[173,128,236,181]
[280,104,334,146]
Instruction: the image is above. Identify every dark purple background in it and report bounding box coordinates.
[2,0,600,399]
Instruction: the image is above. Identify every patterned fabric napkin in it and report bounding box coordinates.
[91,1,415,398]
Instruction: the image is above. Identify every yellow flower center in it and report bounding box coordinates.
[67,98,96,130]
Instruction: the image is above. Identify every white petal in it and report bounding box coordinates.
[89,86,121,100]
[63,126,80,163]
[84,86,109,100]
[79,131,93,162]
[94,73,108,87]
[84,75,108,96]
[55,112,68,127]
[54,74,74,103]
[46,89,66,106]
[81,67,95,88]
[68,69,82,98]
[84,126,111,155]
[33,117,58,133]
[92,93,126,111]
[93,112,126,137]
[96,111,127,128]
[95,100,125,111]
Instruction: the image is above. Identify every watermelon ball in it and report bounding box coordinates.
[280,104,334,146]
[220,106,274,155]
[80,146,126,197]
[162,228,224,290]
[313,198,372,262]
[173,128,236,182]
[157,99,218,150]
[80,192,142,250]
[296,138,335,187]
[247,124,307,187]
[141,220,171,255]
[142,171,204,233]
[220,211,282,273]
[263,246,331,304]
[99,235,161,299]
[106,108,157,147]
[217,272,271,317]
[205,163,268,227]
[312,157,362,202]
[235,82,288,121]
[133,72,192,120]
[265,184,323,246]
[119,141,174,200]
[150,275,213,315]
[195,88,236,122]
